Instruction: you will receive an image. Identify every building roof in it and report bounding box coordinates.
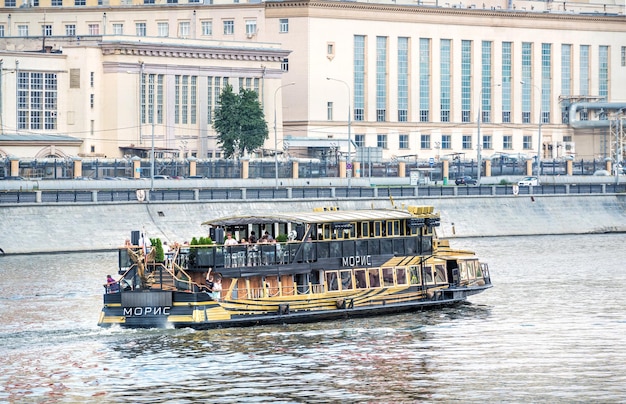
[0,134,83,144]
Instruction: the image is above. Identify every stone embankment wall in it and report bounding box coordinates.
[1,193,625,255]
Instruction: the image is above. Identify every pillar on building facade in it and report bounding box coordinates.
[339,160,346,178]
[566,156,574,176]
[292,160,299,179]
[353,161,361,178]
[188,157,197,177]
[441,158,450,185]
[526,159,533,176]
[131,156,141,179]
[72,157,82,178]
[241,158,249,179]
[398,161,406,178]
[9,156,20,177]
[605,157,612,174]
[484,159,491,177]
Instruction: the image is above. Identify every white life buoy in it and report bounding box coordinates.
[136,189,146,202]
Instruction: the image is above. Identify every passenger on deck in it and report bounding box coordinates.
[248,231,257,244]
[224,233,238,246]
[264,231,274,242]
[106,274,119,293]
[205,271,214,292]
[212,275,222,301]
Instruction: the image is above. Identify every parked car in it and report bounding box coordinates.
[518,176,539,186]
[455,176,477,185]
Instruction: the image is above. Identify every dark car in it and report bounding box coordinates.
[455,176,477,185]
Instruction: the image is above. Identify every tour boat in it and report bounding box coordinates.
[98,205,492,329]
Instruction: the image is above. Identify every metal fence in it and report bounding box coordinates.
[1,157,618,181]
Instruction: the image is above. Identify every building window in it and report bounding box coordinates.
[503,135,513,150]
[157,22,168,37]
[420,134,430,149]
[74,0,85,5]
[377,134,387,149]
[144,0,155,3]
[281,58,289,72]
[561,44,572,100]
[483,135,492,151]
[376,36,387,122]
[502,42,512,123]
[481,41,492,124]
[141,74,164,125]
[523,135,532,150]
[175,75,197,125]
[355,134,365,147]
[399,134,409,150]
[18,25,29,36]
[42,25,52,36]
[327,42,335,59]
[327,102,333,121]
[622,46,626,67]
[90,72,94,88]
[167,0,178,3]
[136,23,146,37]
[521,42,532,123]
[599,45,609,99]
[398,37,409,122]
[541,43,551,124]
[279,18,289,33]
[51,0,62,5]
[5,0,16,6]
[580,45,590,95]
[223,20,234,35]
[245,20,256,36]
[178,22,190,38]
[88,24,99,35]
[440,39,451,123]
[0,26,4,37]
[17,72,58,130]
[90,94,94,109]
[462,135,472,150]
[201,21,212,36]
[419,38,430,123]
[354,35,365,122]
[65,24,76,36]
[461,40,471,123]
[112,23,123,35]
[441,135,451,149]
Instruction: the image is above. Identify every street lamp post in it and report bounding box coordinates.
[477,90,483,182]
[326,77,352,188]
[522,81,543,177]
[274,82,295,189]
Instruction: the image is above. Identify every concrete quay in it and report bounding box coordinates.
[1,192,625,255]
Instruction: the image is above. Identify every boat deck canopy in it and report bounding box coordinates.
[202,208,424,227]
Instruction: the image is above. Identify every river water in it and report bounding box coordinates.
[1,234,626,403]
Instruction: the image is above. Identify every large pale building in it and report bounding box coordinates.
[1,0,626,166]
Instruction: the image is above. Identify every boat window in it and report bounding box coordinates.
[393,238,405,255]
[326,271,339,291]
[382,267,394,286]
[422,265,434,284]
[368,239,380,255]
[355,269,367,289]
[340,270,353,290]
[476,262,483,278]
[355,239,368,257]
[396,267,407,285]
[380,239,392,255]
[360,222,369,238]
[329,241,342,258]
[467,261,476,279]
[296,273,309,294]
[409,266,420,284]
[323,223,332,240]
[342,240,355,258]
[386,220,400,236]
[459,262,468,281]
[373,221,382,237]
[317,241,329,259]
[368,268,381,287]
[435,264,447,283]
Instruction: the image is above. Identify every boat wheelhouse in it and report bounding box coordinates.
[98,206,492,329]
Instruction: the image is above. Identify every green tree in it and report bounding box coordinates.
[213,85,269,159]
